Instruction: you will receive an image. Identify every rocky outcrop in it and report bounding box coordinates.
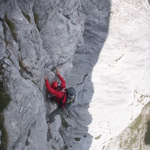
[63,0,110,149]
[106,101,150,150]
[0,0,111,148]
[0,0,84,149]
[1,0,150,150]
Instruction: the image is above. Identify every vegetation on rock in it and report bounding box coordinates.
[0,79,11,150]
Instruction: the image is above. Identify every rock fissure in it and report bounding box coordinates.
[115,54,124,62]
[1,40,42,88]
[77,73,88,85]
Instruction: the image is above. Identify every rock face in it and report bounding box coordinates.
[64,0,110,149]
[0,0,150,150]
[0,0,84,149]
[106,102,150,150]
[87,0,150,149]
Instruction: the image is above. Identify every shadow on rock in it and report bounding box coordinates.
[63,0,111,149]
[144,121,150,145]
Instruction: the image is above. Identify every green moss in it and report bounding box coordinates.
[130,114,142,133]
[0,81,11,150]
[124,114,143,148]
[61,145,68,150]
[0,114,8,150]
[19,60,33,78]
[112,102,150,149]
[61,115,69,129]
[140,95,144,99]
[145,130,150,145]
[144,121,150,145]
[95,134,101,140]
[118,114,144,149]
[22,11,30,23]
[19,60,24,70]
[119,136,122,148]
[32,80,37,85]
[4,14,17,41]
[2,21,8,45]
[122,114,143,149]
[34,12,39,25]
[74,137,81,141]
[0,82,11,113]
[129,136,137,146]
[115,54,124,62]
[18,48,21,52]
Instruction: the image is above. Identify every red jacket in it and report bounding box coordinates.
[45,74,67,108]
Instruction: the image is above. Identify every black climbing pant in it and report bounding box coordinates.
[49,107,63,123]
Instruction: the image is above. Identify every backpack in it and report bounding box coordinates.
[65,87,76,107]
[58,87,76,108]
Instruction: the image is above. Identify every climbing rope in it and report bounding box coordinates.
[0,34,42,89]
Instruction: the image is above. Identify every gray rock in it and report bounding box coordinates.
[0,0,84,150]
[63,0,110,149]
[1,0,149,150]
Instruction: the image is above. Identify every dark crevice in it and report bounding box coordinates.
[19,69,33,79]
[33,10,40,32]
[4,14,17,42]
[90,0,96,6]
[21,109,28,118]
[77,74,88,85]
[25,138,30,146]
[62,14,70,20]
[52,145,57,150]
[144,121,150,145]
[2,20,9,46]
[74,137,81,141]
[47,124,52,142]
[27,130,30,137]
[22,11,31,23]
[0,79,11,150]
[115,54,124,62]
[18,59,33,78]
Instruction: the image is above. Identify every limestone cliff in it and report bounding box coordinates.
[0,0,84,149]
[1,0,150,150]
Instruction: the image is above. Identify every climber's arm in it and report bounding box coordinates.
[56,69,66,88]
[44,75,62,98]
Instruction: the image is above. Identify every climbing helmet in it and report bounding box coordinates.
[51,81,58,89]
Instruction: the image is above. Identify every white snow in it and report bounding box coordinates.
[88,0,150,149]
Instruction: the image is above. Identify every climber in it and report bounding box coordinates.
[44,69,67,124]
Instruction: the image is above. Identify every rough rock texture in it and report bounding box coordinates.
[87,0,150,149]
[63,0,110,149]
[0,0,84,150]
[106,101,150,150]
[0,0,150,150]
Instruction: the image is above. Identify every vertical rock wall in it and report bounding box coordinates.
[1,0,149,150]
[0,0,84,150]
[63,0,110,149]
